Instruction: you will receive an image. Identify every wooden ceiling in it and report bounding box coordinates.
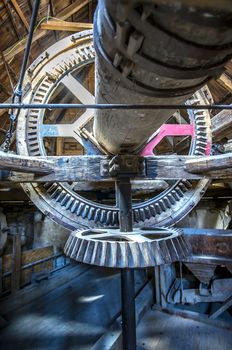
[0,0,97,143]
[0,0,95,101]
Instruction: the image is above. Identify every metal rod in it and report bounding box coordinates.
[0,103,232,110]
[116,177,136,350]
[16,0,41,95]
[121,269,136,350]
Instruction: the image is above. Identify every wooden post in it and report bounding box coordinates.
[56,137,63,156]
[0,256,2,296]
[11,232,21,293]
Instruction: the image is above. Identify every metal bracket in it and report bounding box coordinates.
[100,155,146,177]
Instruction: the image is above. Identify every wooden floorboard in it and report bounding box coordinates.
[137,309,232,350]
[0,264,146,350]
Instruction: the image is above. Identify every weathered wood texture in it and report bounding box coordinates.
[0,267,147,349]
[2,245,53,292]
[217,73,232,94]
[91,283,153,350]
[11,233,21,293]
[10,0,29,31]
[185,153,232,173]
[0,0,96,147]
[41,20,93,32]
[0,0,92,66]
[0,263,90,315]
[74,180,168,192]
[137,309,232,350]
[0,0,95,111]
[0,151,54,173]
[1,154,232,182]
[0,0,231,163]
[212,108,232,140]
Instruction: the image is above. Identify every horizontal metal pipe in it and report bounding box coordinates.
[0,104,231,110]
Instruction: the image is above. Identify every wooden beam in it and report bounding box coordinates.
[212,108,232,140]
[0,81,11,97]
[41,20,93,32]
[48,0,58,41]
[74,179,168,192]
[57,0,91,20]
[10,0,29,31]
[209,295,232,319]
[0,0,91,65]
[185,153,232,173]
[0,154,232,183]
[0,151,55,174]
[217,73,232,94]
[3,0,20,40]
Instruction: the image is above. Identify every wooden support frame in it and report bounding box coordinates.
[1,153,232,183]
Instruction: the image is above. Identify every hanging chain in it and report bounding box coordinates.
[2,90,21,152]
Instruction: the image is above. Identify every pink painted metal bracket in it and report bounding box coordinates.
[140,124,195,156]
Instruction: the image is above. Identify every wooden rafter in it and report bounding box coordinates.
[10,0,29,31]
[0,0,91,66]
[0,81,11,97]
[217,73,232,94]
[57,0,90,20]
[48,0,58,41]
[212,108,232,141]
[41,20,93,32]
[2,0,20,40]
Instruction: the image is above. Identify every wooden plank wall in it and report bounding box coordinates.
[2,245,54,293]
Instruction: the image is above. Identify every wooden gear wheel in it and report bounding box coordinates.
[16,30,213,231]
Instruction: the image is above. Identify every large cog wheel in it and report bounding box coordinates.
[16,30,212,231]
[64,227,189,268]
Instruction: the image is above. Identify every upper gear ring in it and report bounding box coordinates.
[16,30,212,230]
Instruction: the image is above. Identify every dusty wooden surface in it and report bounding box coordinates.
[212,108,232,141]
[41,20,93,32]
[184,153,232,173]
[137,309,232,350]
[1,154,232,183]
[0,264,147,350]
